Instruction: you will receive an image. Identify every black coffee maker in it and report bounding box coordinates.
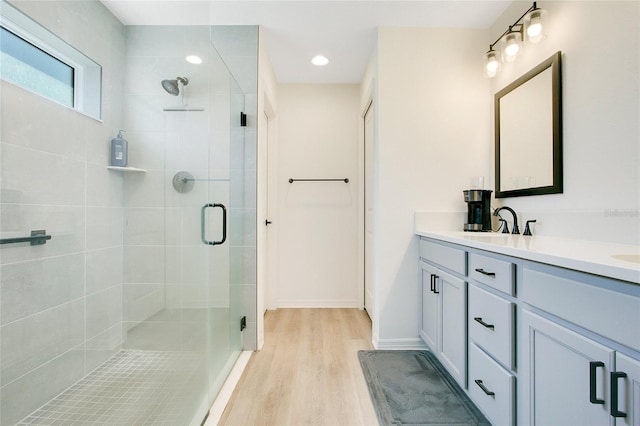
[463,190,492,232]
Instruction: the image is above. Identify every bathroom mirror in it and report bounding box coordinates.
[495,51,562,198]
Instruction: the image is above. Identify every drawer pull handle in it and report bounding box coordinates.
[430,274,435,292]
[589,361,605,405]
[474,379,495,396]
[433,275,439,294]
[474,317,495,330]
[475,268,496,277]
[610,371,628,418]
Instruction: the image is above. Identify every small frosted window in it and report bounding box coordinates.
[0,26,75,107]
[0,1,102,120]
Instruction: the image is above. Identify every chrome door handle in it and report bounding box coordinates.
[201,203,227,246]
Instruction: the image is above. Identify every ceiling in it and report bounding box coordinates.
[100,0,513,84]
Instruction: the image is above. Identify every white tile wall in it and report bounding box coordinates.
[0,253,84,324]
[0,1,126,423]
[1,300,84,384]
[86,247,123,295]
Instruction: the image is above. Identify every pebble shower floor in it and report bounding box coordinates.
[18,350,203,425]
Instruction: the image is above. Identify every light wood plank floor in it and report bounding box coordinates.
[219,308,379,426]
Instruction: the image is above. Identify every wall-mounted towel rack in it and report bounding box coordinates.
[0,230,52,246]
[289,178,349,183]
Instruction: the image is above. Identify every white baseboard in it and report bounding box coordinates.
[375,337,428,350]
[277,299,359,308]
[372,330,380,349]
[204,350,252,426]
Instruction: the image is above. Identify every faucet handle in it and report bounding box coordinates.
[523,219,537,236]
[499,219,510,234]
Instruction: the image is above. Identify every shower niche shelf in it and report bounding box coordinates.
[107,166,147,173]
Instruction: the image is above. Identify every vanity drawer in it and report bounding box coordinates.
[469,252,515,295]
[469,284,514,369]
[469,343,515,426]
[522,267,640,352]
[419,238,466,275]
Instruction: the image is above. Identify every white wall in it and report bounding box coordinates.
[275,84,360,307]
[490,1,640,244]
[257,29,278,348]
[368,2,639,348]
[373,27,492,347]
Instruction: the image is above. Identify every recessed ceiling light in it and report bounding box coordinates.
[186,55,202,65]
[311,55,329,66]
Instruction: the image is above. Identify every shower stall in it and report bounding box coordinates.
[0,6,257,424]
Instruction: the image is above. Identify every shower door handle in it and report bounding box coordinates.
[201,203,227,246]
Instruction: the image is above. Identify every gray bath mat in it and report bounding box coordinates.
[358,350,490,425]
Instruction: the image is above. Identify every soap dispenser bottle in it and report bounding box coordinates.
[110,130,128,167]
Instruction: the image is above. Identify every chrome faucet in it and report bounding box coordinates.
[493,206,520,234]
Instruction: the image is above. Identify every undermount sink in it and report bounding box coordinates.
[611,254,640,264]
[456,231,507,237]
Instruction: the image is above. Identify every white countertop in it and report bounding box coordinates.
[415,228,640,284]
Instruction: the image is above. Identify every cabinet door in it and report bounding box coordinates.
[438,269,467,388]
[420,261,438,350]
[613,353,640,426]
[520,310,614,426]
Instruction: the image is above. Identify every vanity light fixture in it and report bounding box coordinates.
[484,1,547,78]
[311,55,329,66]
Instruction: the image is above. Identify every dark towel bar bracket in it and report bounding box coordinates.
[0,230,52,246]
[289,178,349,183]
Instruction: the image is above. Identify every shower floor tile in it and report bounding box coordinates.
[18,350,205,426]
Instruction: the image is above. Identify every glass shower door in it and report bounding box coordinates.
[120,24,244,424]
[205,61,245,402]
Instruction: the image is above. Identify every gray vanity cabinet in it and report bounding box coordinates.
[417,235,640,426]
[519,264,640,426]
[419,239,468,389]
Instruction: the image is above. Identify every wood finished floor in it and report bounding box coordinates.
[219,308,378,426]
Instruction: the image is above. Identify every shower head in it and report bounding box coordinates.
[161,77,189,96]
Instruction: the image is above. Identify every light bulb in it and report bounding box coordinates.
[502,31,522,62]
[486,61,499,77]
[527,19,542,38]
[505,40,520,57]
[484,50,500,78]
[524,8,546,44]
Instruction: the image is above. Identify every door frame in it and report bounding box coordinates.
[362,98,374,318]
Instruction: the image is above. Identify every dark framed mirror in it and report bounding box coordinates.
[495,51,562,198]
